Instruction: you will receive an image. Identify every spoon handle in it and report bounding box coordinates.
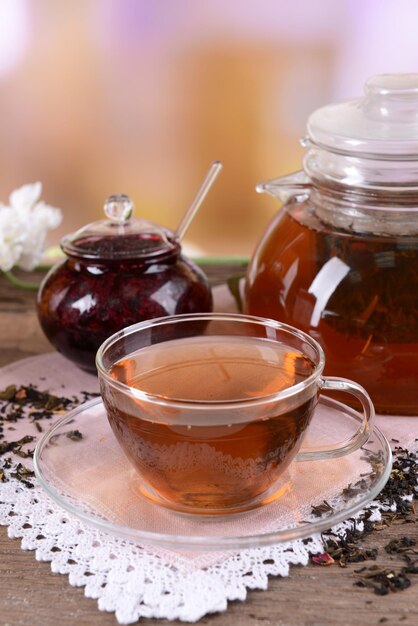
[175,160,223,241]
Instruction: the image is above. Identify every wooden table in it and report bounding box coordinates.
[0,266,417,626]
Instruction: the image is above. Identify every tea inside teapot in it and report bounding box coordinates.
[246,73,418,415]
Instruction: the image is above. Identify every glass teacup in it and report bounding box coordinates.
[96,313,374,515]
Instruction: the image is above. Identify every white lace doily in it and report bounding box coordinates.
[0,352,416,624]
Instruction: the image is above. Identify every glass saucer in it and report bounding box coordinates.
[34,396,392,551]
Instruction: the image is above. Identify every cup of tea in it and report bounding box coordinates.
[96,313,374,515]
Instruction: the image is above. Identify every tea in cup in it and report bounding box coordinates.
[96,313,374,514]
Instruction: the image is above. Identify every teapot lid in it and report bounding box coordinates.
[307,73,418,158]
[61,194,178,261]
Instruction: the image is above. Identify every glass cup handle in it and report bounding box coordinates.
[297,376,375,461]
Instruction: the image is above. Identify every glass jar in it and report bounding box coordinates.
[245,74,418,415]
[37,194,213,372]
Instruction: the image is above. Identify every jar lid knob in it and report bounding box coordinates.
[104,194,134,223]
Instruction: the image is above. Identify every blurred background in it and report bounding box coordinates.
[1,0,418,257]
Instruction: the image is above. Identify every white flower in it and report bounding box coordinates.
[0,182,62,272]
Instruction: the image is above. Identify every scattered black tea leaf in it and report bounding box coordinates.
[316,446,417,593]
[384,537,417,555]
[0,435,34,457]
[311,500,334,517]
[354,566,413,595]
[320,512,378,568]
[66,430,83,442]
[10,463,35,489]
[0,385,17,401]
[0,384,99,427]
[0,383,98,492]
[13,448,34,459]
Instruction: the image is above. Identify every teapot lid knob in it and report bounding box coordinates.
[307,73,418,157]
[104,194,134,223]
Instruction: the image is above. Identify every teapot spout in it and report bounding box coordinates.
[256,170,311,203]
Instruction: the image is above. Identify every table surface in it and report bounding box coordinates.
[0,265,417,626]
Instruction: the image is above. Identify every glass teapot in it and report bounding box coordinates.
[245,74,418,415]
[37,194,213,372]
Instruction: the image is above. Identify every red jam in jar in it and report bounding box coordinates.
[37,194,213,371]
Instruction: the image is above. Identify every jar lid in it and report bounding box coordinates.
[61,194,178,261]
[307,74,418,158]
